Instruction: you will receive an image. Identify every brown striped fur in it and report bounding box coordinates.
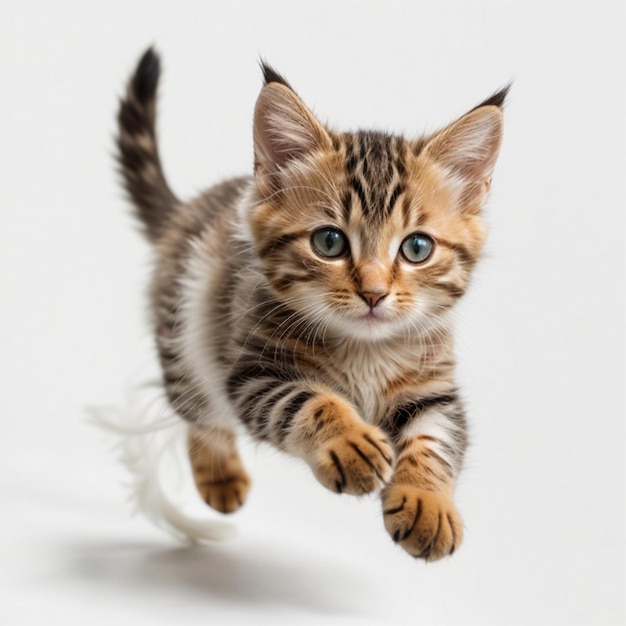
[116,48,507,560]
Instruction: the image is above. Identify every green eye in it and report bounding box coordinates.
[311,227,348,258]
[400,233,434,264]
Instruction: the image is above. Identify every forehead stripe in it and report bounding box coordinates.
[384,182,403,216]
[342,132,407,222]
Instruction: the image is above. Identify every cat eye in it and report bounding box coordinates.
[311,227,348,258]
[400,233,434,264]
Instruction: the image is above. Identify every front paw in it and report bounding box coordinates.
[382,485,463,560]
[311,423,395,495]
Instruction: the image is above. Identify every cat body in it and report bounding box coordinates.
[117,49,507,560]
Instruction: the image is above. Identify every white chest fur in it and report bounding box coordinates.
[325,339,416,423]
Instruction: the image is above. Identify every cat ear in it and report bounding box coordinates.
[421,87,509,210]
[253,65,332,189]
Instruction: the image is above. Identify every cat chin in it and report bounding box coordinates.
[323,306,450,343]
[325,315,412,342]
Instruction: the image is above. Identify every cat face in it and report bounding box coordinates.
[249,69,504,341]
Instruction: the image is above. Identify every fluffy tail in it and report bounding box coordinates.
[89,380,235,543]
[117,48,179,242]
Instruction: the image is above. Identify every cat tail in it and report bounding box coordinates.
[88,380,235,543]
[117,47,179,243]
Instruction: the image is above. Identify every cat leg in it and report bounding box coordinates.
[187,425,251,514]
[381,393,466,561]
[228,371,395,495]
[157,341,251,515]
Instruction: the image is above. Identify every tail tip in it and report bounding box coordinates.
[132,46,161,104]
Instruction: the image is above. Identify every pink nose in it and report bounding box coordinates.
[359,291,388,308]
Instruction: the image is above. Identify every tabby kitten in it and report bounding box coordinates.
[117,48,507,561]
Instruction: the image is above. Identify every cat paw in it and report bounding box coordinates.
[382,485,463,560]
[193,466,251,514]
[189,428,251,514]
[311,424,395,495]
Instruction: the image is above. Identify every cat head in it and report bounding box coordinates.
[247,65,507,341]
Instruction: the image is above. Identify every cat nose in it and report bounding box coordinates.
[358,291,388,308]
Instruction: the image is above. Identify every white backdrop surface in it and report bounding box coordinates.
[1,1,624,625]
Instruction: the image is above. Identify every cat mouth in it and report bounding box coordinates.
[359,310,386,323]
[332,308,401,340]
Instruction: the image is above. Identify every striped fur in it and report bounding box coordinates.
[116,48,507,560]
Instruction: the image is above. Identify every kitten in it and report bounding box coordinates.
[117,48,507,561]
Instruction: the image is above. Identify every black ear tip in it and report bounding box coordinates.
[476,83,512,110]
[259,60,293,89]
[133,46,161,104]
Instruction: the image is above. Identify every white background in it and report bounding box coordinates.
[1,1,624,625]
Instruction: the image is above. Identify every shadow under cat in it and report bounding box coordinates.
[58,534,381,619]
